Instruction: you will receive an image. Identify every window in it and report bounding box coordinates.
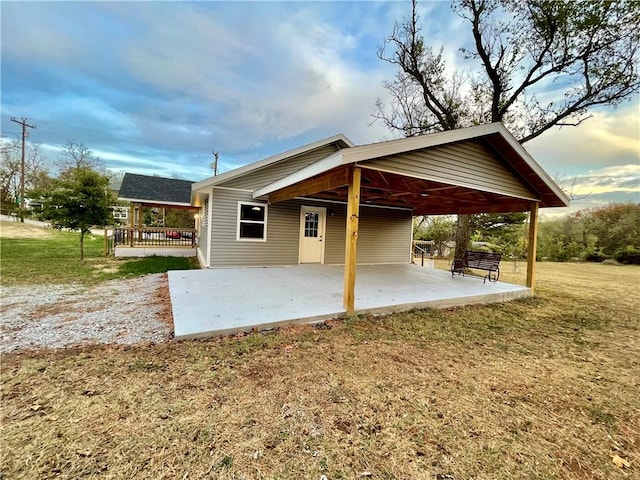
[237,202,267,241]
[112,206,129,220]
[304,212,319,237]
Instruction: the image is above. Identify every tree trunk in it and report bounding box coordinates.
[454,214,472,259]
[80,231,85,261]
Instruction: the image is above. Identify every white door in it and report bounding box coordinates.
[299,206,326,264]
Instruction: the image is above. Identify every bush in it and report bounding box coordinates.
[613,246,640,265]
[582,249,607,263]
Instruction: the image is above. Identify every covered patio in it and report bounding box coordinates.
[170,124,567,339]
[169,263,529,339]
[253,124,569,313]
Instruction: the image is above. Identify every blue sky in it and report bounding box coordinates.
[2,0,638,215]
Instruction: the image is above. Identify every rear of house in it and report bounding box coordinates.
[192,135,413,268]
[191,123,569,282]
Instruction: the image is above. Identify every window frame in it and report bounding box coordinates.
[112,206,129,220]
[236,201,268,242]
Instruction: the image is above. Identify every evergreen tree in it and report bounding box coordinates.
[38,168,113,260]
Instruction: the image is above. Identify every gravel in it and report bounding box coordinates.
[0,274,173,354]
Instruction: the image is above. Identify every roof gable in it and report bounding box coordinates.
[119,173,195,206]
[191,134,354,197]
[253,123,569,213]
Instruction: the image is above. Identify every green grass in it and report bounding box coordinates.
[0,221,199,285]
[114,256,199,277]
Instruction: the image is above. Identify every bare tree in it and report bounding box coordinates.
[56,139,104,175]
[1,138,51,212]
[376,0,640,257]
[553,173,591,202]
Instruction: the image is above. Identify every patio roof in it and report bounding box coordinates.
[253,123,569,215]
[191,133,354,197]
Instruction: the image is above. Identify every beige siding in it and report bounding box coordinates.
[197,199,209,264]
[358,206,412,264]
[364,140,536,200]
[220,145,340,191]
[209,188,298,266]
[208,188,412,267]
[322,205,411,264]
[324,204,347,264]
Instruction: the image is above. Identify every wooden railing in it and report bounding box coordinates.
[413,240,435,256]
[113,227,197,248]
[412,240,435,266]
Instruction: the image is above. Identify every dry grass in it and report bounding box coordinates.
[0,221,54,239]
[1,263,639,479]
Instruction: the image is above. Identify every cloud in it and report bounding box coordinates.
[526,103,640,174]
[570,164,640,196]
[0,1,416,160]
[2,0,637,205]
[541,163,639,218]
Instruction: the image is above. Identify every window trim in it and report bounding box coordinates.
[236,201,268,242]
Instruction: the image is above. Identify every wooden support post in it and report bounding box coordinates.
[526,202,539,293]
[129,203,135,246]
[137,204,143,242]
[343,167,361,314]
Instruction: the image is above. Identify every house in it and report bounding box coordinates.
[191,123,569,313]
[118,173,195,211]
[114,173,199,257]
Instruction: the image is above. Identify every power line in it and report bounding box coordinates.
[10,117,36,223]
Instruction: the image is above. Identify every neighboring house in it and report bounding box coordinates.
[119,173,195,210]
[24,198,43,210]
[115,173,198,257]
[191,123,569,285]
[118,173,197,225]
[111,205,129,223]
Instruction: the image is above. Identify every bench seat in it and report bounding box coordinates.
[451,250,502,283]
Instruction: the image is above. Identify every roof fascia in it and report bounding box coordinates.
[191,133,354,194]
[253,124,507,200]
[117,196,192,207]
[488,125,570,207]
[340,123,503,163]
[255,123,569,207]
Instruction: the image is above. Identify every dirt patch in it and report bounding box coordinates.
[0,274,172,353]
[0,220,53,239]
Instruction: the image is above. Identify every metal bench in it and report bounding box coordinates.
[451,250,502,283]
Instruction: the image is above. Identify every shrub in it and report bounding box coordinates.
[582,249,607,263]
[613,246,640,265]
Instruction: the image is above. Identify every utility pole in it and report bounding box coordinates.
[10,117,36,223]
[211,151,219,176]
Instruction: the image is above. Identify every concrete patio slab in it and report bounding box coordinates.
[168,264,530,340]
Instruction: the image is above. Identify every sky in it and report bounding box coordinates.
[2,0,638,217]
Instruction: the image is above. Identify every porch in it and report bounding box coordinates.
[113,226,197,257]
[168,263,530,340]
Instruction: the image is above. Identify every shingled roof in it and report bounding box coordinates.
[118,173,195,206]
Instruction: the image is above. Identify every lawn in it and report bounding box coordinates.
[0,220,199,285]
[1,249,638,479]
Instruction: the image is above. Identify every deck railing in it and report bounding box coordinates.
[412,240,435,266]
[113,227,197,248]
